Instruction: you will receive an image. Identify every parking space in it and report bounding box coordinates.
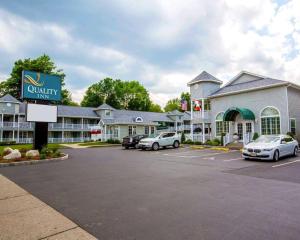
[1,146,300,240]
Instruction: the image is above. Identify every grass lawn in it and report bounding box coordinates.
[0,143,65,154]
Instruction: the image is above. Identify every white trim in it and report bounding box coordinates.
[208,82,288,99]
[187,79,222,86]
[259,106,281,135]
[223,71,268,88]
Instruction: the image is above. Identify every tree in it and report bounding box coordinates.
[149,103,163,112]
[81,78,152,111]
[0,55,77,105]
[164,98,180,112]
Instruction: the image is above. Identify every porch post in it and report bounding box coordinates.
[1,114,3,142]
[17,114,20,143]
[104,125,107,141]
[202,99,205,143]
[190,99,193,141]
[62,117,64,143]
[12,114,15,141]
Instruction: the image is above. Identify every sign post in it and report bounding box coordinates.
[21,70,61,150]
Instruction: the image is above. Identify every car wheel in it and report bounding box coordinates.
[244,157,249,161]
[293,147,298,157]
[173,141,179,148]
[124,146,129,149]
[134,143,139,149]
[152,142,159,151]
[273,150,280,161]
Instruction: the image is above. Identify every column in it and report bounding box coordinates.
[81,118,84,142]
[17,115,20,143]
[1,114,3,142]
[12,114,15,141]
[104,125,107,141]
[62,117,64,142]
[202,99,205,143]
[190,99,193,141]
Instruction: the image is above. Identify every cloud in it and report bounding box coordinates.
[1,0,300,107]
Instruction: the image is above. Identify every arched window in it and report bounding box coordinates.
[215,112,229,136]
[261,107,280,135]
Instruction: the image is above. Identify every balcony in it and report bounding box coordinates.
[49,123,99,130]
[1,122,34,130]
[192,110,211,123]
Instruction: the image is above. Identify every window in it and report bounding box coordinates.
[261,107,280,135]
[151,126,155,134]
[215,112,229,136]
[145,126,149,135]
[105,110,111,116]
[128,126,136,136]
[290,118,296,135]
[135,117,143,122]
[246,123,252,133]
[204,99,211,111]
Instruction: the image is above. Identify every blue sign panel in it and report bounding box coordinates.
[22,70,62,101]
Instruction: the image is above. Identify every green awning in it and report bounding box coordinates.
[223,107,255,121]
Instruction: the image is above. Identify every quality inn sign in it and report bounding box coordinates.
[21,70,62,101]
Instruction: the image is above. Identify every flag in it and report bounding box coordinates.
[181,99,187,111]
[193,100,201,111]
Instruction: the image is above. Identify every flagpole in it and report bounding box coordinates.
[190,99,193,142]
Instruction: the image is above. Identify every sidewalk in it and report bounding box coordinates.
[0,174,97,240]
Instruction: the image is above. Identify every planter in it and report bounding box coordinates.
[0,153,68,168]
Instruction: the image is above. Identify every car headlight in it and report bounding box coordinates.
[263,148,273,151]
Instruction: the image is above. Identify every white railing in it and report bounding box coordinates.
[48,123,99,130]
[1,122,34,129]
[187,133,211,142]
[48,137,91,143]
[102,134,119,140]
[192,110,211,122]
[223,133,230,146]
[243,132,252,145]
[0,138,33,143]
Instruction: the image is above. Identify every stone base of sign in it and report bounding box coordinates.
[0,154,68,168]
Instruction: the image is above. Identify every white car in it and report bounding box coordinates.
[242,135,299,161]
[138,132,180,151]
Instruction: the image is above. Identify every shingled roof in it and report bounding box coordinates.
[187,71,222,86]
[209,78,288,98]
[0,94,20,104]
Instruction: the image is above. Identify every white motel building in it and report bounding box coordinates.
[0,70,299,145]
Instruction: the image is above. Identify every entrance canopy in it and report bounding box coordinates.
[223,107,255,121]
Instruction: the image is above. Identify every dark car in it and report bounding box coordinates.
[122,135,148,149]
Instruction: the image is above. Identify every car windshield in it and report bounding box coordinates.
[254,136,280,143]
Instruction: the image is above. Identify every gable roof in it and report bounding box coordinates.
[0,94,20,104]
[167,110,184,116]
[96,103,115,110]
[209,77,288,98]
[222,71,267,88]
[187,71,222,86]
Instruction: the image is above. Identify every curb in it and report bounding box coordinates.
[86,144,122,148]
[190,145,229,151]
[0,154,68,168]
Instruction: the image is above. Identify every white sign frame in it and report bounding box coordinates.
[26,103,58,123]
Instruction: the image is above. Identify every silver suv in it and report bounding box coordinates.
[138,132,180,151]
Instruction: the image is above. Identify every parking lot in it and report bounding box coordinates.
[1,146,300,239]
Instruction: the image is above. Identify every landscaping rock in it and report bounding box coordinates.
[3,150,21,160]
[3,147,13,155]
[26,150,40,158]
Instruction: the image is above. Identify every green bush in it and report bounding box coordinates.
[181,133,186,143]
[205,140,212,145]
[0,141,16,146]
[252,132,259,141]
[184,139,194,144]
[194,141,202,145]
[106,139,121,144]
[40,153,46,160]
[287,132,295,139]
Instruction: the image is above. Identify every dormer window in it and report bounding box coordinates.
[6,103,11,107]
[135,117,143,122]
[105,110,111,116]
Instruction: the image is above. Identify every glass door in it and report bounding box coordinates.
[237,123,243,140]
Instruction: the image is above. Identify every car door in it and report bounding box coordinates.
[286,137,295,154]
[160,133,169,146]
[279,137,290,156]
[167,133,175,146]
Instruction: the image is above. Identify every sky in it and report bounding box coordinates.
[0,0,300,107]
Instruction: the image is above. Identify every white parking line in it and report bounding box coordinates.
[272,160,300,168]
[162,152,225,158]
[223,158,243,162]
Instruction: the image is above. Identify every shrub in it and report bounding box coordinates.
[0,141,16,146]
[205,140,212,145]
[184,139,194,144]
[252,132,259,141]
[181,133,186,143]
[194,141,202,145]
[106,139,121,144]
[40,153,46,160]
[287,132,295,139]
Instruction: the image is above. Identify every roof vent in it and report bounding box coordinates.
[135,117,143,122]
